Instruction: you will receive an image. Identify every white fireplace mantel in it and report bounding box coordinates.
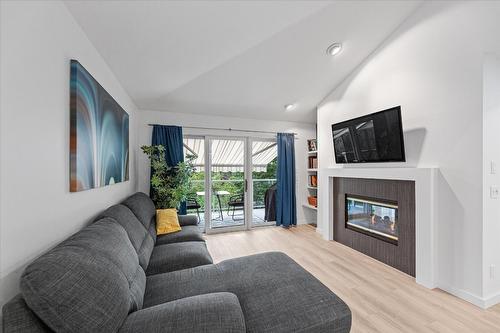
[316,167,439,289]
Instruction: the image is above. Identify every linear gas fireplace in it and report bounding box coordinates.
[333,178,415,276]
[345,194,398,245]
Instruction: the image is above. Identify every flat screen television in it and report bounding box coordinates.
[331,106,405,163]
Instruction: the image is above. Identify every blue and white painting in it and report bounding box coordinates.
[70,60,129,192]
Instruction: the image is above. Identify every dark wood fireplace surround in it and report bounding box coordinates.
[333,177,416,277]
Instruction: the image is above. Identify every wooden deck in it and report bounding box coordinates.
[187,207,271,229]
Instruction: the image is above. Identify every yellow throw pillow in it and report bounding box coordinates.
[156,209,181,235]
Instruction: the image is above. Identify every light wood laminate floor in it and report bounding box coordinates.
[205,225,500,333]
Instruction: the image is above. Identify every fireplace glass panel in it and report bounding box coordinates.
[345,195,398,244]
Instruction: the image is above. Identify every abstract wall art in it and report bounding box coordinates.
[70,60,129,192]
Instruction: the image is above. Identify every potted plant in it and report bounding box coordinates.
[141,145,195,210]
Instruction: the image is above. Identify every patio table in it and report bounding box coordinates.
[196,191,230,220]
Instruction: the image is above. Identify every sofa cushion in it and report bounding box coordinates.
[178,214,199,227]
[156,225,204,245]
[96,204,154,269]
[20,218,146,333]
[146,241,213,275]
[148,218,157,243]
[119,293,245,333]
[144,252,351,333]
[122,192,157,243]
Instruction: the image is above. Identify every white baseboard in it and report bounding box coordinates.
[315,225,328,240]
[296,218,307,225]
[483,291,500,308]
[438,284,500,309]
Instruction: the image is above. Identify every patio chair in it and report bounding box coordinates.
[227,194,244,220]
[186,196,202,221]
[264,183,277,222]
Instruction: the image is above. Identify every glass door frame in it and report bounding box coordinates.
[183,134,206,231]
[204,135,250,235]
[249,137,277,228]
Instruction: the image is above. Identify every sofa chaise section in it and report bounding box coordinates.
[144,251,352,333]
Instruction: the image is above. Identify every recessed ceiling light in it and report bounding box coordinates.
[326,42,342,56]
[284,104,296,111]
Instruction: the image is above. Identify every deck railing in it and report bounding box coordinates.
[186,178,276,211]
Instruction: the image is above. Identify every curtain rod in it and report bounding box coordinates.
[147,124,298,136]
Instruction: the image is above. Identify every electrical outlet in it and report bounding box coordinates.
[491,265,496,279]
[491,186,499,199]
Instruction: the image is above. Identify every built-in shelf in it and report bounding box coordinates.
[306,140,318,220]
[302,203,317,211]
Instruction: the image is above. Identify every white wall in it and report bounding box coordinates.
[0,0,138,312]
[317,1,500,307]
[483,54,500,304]
[136,110,317,226]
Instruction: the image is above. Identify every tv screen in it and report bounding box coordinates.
[331,106,405,163]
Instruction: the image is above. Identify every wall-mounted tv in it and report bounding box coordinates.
[331,106,405,163]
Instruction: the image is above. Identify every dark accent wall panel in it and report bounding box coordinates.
[333,177,415,277]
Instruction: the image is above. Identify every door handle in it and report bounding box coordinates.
[244,179,248,192]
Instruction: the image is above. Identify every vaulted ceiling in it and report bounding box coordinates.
[65,1,421,123]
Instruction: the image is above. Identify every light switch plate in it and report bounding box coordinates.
[491,186,499,199]
[491,161,497,175]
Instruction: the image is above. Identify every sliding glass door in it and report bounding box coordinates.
[183,136,207,229]
[184,135,277,234]
[251,139,277,227]
[207,137,247,232]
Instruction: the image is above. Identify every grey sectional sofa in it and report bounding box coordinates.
[2,192,351,333]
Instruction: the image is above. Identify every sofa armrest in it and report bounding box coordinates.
[119,292,245,333]
[2,295,51,333]
[178,214,198,226]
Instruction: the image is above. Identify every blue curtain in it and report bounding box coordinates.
[276,133,296,227]
[151,125,187,215]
